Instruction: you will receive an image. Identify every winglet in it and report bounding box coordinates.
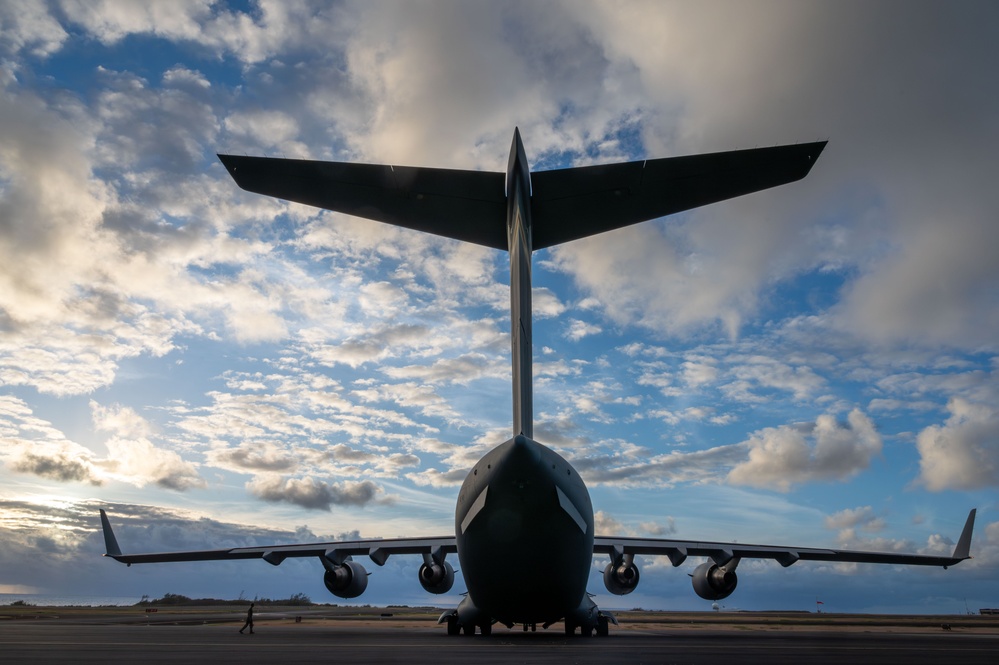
[99,509,123,558]
[952,508,977,560]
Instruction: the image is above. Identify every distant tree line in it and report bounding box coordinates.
[135,592,313,606]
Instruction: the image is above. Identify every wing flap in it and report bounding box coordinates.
[217,154,508,249]
[530,141,827,249]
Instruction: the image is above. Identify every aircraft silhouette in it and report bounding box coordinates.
[101,129,976,636]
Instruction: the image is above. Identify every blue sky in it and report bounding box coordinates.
[1,1,998,614]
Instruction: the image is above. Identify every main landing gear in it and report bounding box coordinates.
[564,613,613,637]
[441,612,492,636]
[439,607,614,637]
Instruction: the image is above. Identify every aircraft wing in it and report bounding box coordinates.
[530,141,827,249]
[99,510,455,567]
[593,509,976,569]
[217,154,509,250]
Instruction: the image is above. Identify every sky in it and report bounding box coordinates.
[1,0,997,615]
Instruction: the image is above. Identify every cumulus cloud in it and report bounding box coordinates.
[824,506,887,545]
[0,1,68,57]
[724,355,825,402]
[103,435,206,490]
[565,319,602,342]
[574,442,746,488]
[383,353,506,385]
[916,398,999,491]
[3,397,205,490]
[91,401,205,490]
[825,506,885,532]
[206,442,298,473]
[10,452,102,485]
[247,475,384,510]
[406,467,470,488]
[541,1,999,353]
[323,443,420,476]
[681,360,718,388]
[594,510,676,537]
[727,410,882,491]
[1,396,104,485]
[0,46,305,395]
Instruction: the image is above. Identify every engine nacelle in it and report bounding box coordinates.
[603,560,640,595]
[419,561,455,594]
[691,561,738,601]
[323,560,368,599]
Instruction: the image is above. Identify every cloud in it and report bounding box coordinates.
[10,452,102,485]
[1,396,104,486]
[824,506,886,537]
[205,442,298,473]
[565,319,602,342]
[727,409,882,491]
[91,400,153,439]
[916,398,999,491]
[724,355,825,402]
[573,442,746,488]
[91,401,205,491]
[406,467,469,489]
[3,398,203,491]
[102,436,206,491]
[0,49,308,395]
[383,353,506,385]
[323,443,420,476]
[538,1,999,354]
[0,1,68,57]
[681,360,718,388]
[247,475,384,510]
[594,510,676,538]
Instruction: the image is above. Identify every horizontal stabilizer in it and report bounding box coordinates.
[217,154,508,249]
[530,141,827,249]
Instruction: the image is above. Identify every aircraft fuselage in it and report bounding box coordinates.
[455,435,594,625]
[453,131,596,628]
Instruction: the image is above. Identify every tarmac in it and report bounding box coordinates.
[2,608,997,665]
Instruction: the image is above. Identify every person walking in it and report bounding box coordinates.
[239,602,255,634]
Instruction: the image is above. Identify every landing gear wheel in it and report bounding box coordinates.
[564,621,575,636]
[480,622,492,636]
[446,617,460,636]
[462,624,475,636]
[596,615,609,637]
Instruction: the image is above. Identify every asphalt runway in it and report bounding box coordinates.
[2,615,998,665]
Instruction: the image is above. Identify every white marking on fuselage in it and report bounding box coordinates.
[460,486,489,534]
[556,485,587,534]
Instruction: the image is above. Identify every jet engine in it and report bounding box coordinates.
[322,558,368,599]
[603,554,640,595]
[418,560,455,594]
[691,561,738,601]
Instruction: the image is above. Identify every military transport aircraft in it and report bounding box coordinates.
[101,129,976,636]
